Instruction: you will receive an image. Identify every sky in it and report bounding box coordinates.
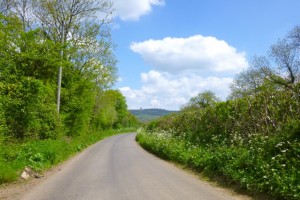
[110,0,300,110]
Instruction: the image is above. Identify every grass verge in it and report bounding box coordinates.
[136,129,299,200]
[0,128,136,185]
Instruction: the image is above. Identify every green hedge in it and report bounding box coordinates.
[137,87,300,199]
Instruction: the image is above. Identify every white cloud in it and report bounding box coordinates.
[119,35,248,110]
[120,70,233,110]
[112,0,165,21]
[130,35,248,76]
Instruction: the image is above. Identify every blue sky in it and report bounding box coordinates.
[110,0,300,110]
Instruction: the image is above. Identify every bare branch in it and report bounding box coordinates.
[270,39,299,84]
[0,0,13,15]
[288,25,300,49]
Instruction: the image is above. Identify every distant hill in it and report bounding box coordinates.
[129,108,178,122]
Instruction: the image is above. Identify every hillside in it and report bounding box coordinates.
[130,108,177,122]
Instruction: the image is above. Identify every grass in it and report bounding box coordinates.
[0,127,136,185]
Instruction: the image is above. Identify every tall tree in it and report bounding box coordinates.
[269,38,299,87]
[229,25,300,99]
[30,0,116,112]
[32,0,113,43]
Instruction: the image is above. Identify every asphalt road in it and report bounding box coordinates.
[23,133,238,200]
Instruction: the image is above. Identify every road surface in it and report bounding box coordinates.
[23,133,239,200]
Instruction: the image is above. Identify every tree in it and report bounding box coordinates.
[228,56,272,99]
[32,0,113,42]
[0,0,34,31]
[288,25,300,49]
[229,25,300,99]
[267,26,300,89]
[30,0,116,112]
[0,14,61,139]
[0,0,13,15]
[92,90,129,129]
[269,38,299,87]
[0,1,124,140]
[182,91,220,111]
[0,0,117,112]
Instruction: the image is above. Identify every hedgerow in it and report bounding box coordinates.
[137,87,300,200]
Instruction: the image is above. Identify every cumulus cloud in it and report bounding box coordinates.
[119,35,248,110]
[120,70,233,110]
[130,35,248,75]
[113,0,165,21]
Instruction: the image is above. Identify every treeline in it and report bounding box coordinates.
[137,26,300,199]
[0,0,138,184]
[0,0,137,142]
[130,109,178,122]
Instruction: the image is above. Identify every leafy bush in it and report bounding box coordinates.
[1,77,60,140]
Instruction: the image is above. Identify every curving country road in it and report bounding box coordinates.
[23,133,240,200]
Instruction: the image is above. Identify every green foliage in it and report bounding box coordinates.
[60,72,96,137]
[0,14,61,140]
[92,90,137,130]
[0,163,17,184]
[123,112,140,127]
[0,9,137,186]
[0,12,135,141]
[181,90,220,111]
[1,77,60,140]
[138,85,300,199]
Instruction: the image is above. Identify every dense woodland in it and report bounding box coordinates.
[0,0,137,183]
[137,26,300,199]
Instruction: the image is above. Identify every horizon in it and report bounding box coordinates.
[129,108,179,112]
